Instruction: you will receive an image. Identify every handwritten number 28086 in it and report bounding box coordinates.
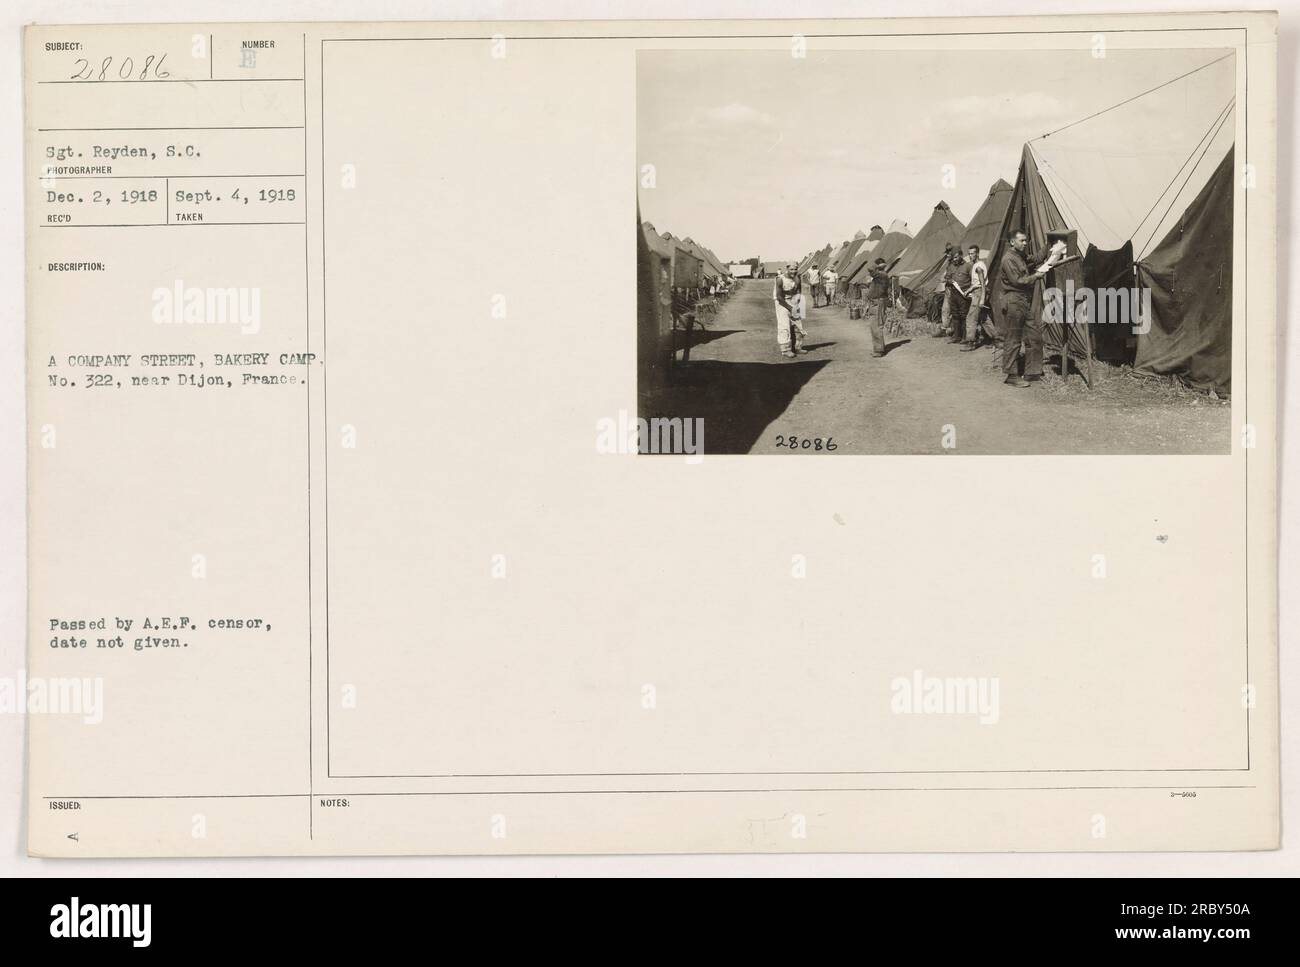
[69,54,171,81]
[774,435,836,451]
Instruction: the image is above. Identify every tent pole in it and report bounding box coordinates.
[1085,319,1094,389]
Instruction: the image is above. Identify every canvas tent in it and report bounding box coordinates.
[639,217,732,389]
[704,245,729,277]
[961,178,1015,257]
[822,240,851,276]
[641,222,673,268]
[846,220,912,293]
[987,102,1233,388]
[686,238,729,278]
[838,225,886,290]
[663,232,706,289]
[869,220,912,269]
[892,200,966,295]
[681,237,721,280]
[641,223,681,288]
[791,248,817,278]
[638,213,673,389]
[647,225,729,291]
[901,180,1013,315]
[1132,146,1233,393]
[832,230,870,275]
[982,53,1235,385]
[985,143,1093,371]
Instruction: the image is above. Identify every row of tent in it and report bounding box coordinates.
[638,218,732,386]
[794,178,1015,307]
[790,141,1233,394]
[640,221,732,292]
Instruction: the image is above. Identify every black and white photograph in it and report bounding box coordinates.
[1,0,1289,911]
[637,47,1237,454]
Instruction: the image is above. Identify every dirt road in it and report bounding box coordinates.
[645,279,1230,455]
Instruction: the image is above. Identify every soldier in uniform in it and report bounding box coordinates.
[864,257,890,358]
[939,242,956,335]
[804,262,823,306]
[997,230,1055,388]
[961,244,989,351]
[821,265,838,308]
[946,250,973,345]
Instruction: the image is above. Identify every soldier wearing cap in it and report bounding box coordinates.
[864,257,890,358]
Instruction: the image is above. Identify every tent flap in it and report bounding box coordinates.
[988,143,1091,365]
[1132,147,1234,394]
[1082,240,1136,364]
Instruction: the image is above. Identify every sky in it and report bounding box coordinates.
[637,47,1236,264]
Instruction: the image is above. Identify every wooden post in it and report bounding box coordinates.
[1084,310,1094,389]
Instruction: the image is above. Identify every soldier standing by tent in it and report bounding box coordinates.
[945,251,972,345]
[864,257,890,358]
[961,244,989,351]
[821,265,838,308]
[998,230,1055,388]
[939,242,956,336]
[925,242,955,334]
[804,262,822,306]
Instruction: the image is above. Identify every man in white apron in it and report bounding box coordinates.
[773,265,805,358]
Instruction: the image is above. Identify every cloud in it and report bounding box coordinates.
[873,91,1068,167]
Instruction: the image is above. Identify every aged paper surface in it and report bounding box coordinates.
[25,13,1277,855]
